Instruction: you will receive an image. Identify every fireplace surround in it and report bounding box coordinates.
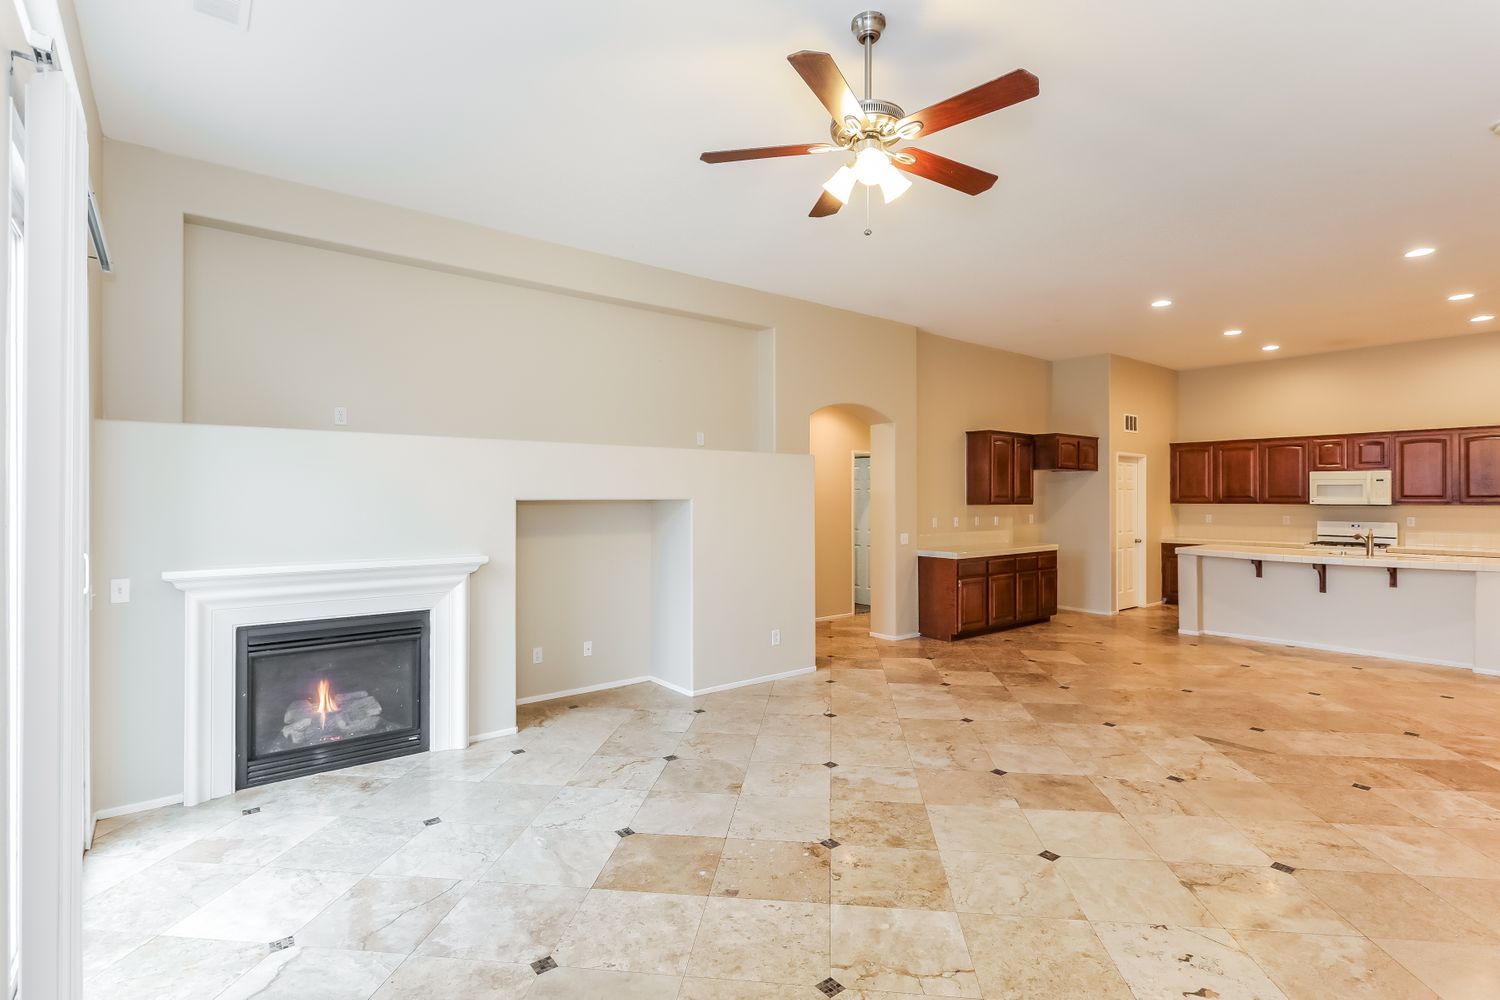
[236,610,430,789]
[163,555,487,806]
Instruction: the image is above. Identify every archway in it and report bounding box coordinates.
[808,403,898,637]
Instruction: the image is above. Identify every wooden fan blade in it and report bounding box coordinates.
[700,144,824,164]
[809,190,844,218]
[788,50,864,123]
[894,149,998,195]
[897,69,1039,138]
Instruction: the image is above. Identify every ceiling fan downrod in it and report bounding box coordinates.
[851,10,884,100]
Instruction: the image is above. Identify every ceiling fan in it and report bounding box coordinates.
[700,10,1039,218]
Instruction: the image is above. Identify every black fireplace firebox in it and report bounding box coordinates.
[235,610,430,789]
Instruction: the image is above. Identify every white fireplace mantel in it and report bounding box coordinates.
[163,555,488,806]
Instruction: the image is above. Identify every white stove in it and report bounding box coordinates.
[1311,520,1398,550]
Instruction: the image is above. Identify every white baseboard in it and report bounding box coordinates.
[870,631,921,641]
[94,793,184,822]
[816,612,854,622]
[1058,605,1111,616]
[514,666,817,706]
[515,676,656,706]
[690,666,815,696]
[471,726,519,742]
[1195,627,1479,672]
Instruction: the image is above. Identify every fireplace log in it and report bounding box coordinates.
[281,690,385,743]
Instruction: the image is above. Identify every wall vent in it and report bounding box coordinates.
[1123,413,1140,433]
[192,0,253,30]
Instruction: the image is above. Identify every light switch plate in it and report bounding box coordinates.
[1406,516,1416,527]
[109,578,130,604]
[695,431,705,446]
[899,533,909,545]
[770,629,781,647]
[583,641,592,657]
[333,406,348,425]
[532,647,543,664]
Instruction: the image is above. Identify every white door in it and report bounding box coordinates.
[852,455,871,606]
[1115,456,1143,611]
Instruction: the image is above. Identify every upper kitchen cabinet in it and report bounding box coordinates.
[1213,441,1260,503]
[1456,427,1500,503]
[1170,443,1213,504]
[1349,434,1393,470]
[1309,437,1348,470]
[966,430,1034,505]
[1393,431,1455,503]
[1260,439,1310,504]
[1034,433,1100,471]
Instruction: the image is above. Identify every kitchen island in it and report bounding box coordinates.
[1176,543,1500,674]
[917,543,1059,641]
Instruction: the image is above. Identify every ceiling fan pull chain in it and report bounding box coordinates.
[864,185,873,237]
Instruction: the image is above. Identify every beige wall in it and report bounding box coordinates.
[1177,331,1500,440]
[516,502,655,701]
[183,223,766,450]
[1110,356,1178,604]
[810,406,871,619]
[99,140,923,637]
[1043,356,1113,614]
[916,331,1050,546]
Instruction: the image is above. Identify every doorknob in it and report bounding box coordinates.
[1134,538,1142,543]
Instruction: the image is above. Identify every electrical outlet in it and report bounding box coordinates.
[992,516,1000,526]
[1281,515,1291,525]
[532,647,543,664]
[695,431,705,446]
[930,517,938,529]
[1027,513,1035,525]
[972,516,980,527]
[1205,514,1214,524]
[1406,516,1416,527]
[583,641,592,657]
[770,629,781,647]
[333,406,348,426]
[109,578,130,604]
[898,533,909,545]
[952,516,960,528]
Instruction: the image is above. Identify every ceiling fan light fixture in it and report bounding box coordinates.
[879,169,912,203]
[822,164,859,204]
[852,143,894,186]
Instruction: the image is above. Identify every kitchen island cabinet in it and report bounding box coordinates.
[918,544,1059,641]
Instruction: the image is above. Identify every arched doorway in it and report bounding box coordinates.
[809,403,896,635]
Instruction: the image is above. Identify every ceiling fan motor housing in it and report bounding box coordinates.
[850,10,886,44]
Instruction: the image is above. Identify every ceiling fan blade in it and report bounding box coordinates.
[894,149,998,195]
[809,190,844,218]
[897,69,1039,138]
[700,143,829,164]
[788,50,864,123]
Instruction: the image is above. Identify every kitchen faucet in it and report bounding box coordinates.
[1352,530,1375,557]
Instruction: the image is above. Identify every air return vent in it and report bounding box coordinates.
[193,0,253,30]
[1123,413,1140,433]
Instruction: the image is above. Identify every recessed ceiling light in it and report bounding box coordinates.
[1223,329,1243,337]
[1151,299,1173,308]
[1404,247,1436,258]
[1448,292,1475,301]
[1261,344,1280,352]
[1473,315,1496,323]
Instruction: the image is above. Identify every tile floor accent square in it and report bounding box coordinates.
[1039,850,1060,861]
[423,817,442,826]
[1271,861,1295,873]
[815,976,845,996]
[530,956,556,974]
[268,936,292,951]
[821,838,841,849]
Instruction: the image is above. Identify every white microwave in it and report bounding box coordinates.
[1309,469,1392,506]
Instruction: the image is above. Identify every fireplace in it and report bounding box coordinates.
[235,610,430,789]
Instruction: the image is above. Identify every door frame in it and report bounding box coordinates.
[1114,452,1148,613]
[850,450,871,611]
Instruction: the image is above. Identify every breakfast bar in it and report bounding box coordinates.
[1176,543,1500,674]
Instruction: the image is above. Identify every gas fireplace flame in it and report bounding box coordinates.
[313,679,339,728]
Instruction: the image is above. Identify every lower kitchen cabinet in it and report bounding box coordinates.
[1161,542,1188,605]
[918,550,1059,641]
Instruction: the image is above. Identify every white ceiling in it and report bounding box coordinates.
[76,1,1500,369]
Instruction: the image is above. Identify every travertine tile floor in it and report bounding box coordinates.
[83,607,1500,999]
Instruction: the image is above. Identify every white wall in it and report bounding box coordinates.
[183,223,768,451]
[516,502,656,701]
[89,420,813,814]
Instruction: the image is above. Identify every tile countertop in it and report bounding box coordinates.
[916,543,1059,560]
[1176,542,1500,574]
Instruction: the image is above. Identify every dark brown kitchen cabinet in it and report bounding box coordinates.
[1456,427,1500,503]
[1260,439,1310,504]
[1034,433,1101,471]
[918,550,1059,641]
[1170,443,1214,504]
[1310,438,1348,470]
[1393,431,1455,504]
[1349,434,1393,470]
[966,430,1034,505]
[1213,441,1260,503]
[1161,542,1188,605]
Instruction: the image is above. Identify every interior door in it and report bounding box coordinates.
[1115,456,1142,611]
[852,455,871,606]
